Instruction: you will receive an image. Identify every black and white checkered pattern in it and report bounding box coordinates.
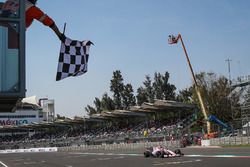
[56,37,92,81]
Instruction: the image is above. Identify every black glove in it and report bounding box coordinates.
[49,23,66,42]
[59,33,66,42]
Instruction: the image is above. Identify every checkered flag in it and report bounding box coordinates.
[56,37,92,81]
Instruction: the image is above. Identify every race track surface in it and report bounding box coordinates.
[1,147,250,167]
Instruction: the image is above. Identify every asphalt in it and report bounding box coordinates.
[1,147,250,167]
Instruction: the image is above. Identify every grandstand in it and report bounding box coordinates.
[0,99,199,150]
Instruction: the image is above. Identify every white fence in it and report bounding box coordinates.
[58,137,250,152]
[59,140,180,152]
[0,147,58,154]
[210,136,250,146]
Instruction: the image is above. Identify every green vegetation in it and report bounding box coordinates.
[84,70,244,133]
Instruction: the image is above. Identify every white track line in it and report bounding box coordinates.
[0,161,8,167]
[71,152,250,158]
[185,155,250,158]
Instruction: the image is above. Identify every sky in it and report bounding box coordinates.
[25,0,250,117]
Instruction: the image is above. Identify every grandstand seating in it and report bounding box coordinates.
[0,111,202,150]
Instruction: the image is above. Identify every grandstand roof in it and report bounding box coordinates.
[111,110,147,117]
[89,110,147,120]
[131,100,196,113]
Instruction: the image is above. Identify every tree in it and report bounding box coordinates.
[85,94,114,116]
[110,70,124,109]
[101,93,115,111]
[85,105,97,116]
[136,75,154,105]
[136,86,148,106]
[192,72,241,124]
[143,75,154,103]
[122,83,136,109]
[153,72,164,99]
[162,72,176,100]
[85,97,102,116]
[86,70,137,113]
[93,97,102,113]
[152,72,176,100]
[176,87,193,103]
[136,71,176,105]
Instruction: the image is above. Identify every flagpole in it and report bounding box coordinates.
[63,22,67,34]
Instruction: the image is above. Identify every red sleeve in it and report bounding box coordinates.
[27,6,54,27]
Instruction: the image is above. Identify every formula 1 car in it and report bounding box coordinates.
[144,146,184,158]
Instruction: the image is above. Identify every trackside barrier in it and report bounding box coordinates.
[58,137,250,152]
[2,137,249,153]
[209,136,250,146]
[0,147,58,154]
[58,140,180,152]
[201,140,210,147]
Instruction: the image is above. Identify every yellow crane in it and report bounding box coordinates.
[168,34,211,134]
